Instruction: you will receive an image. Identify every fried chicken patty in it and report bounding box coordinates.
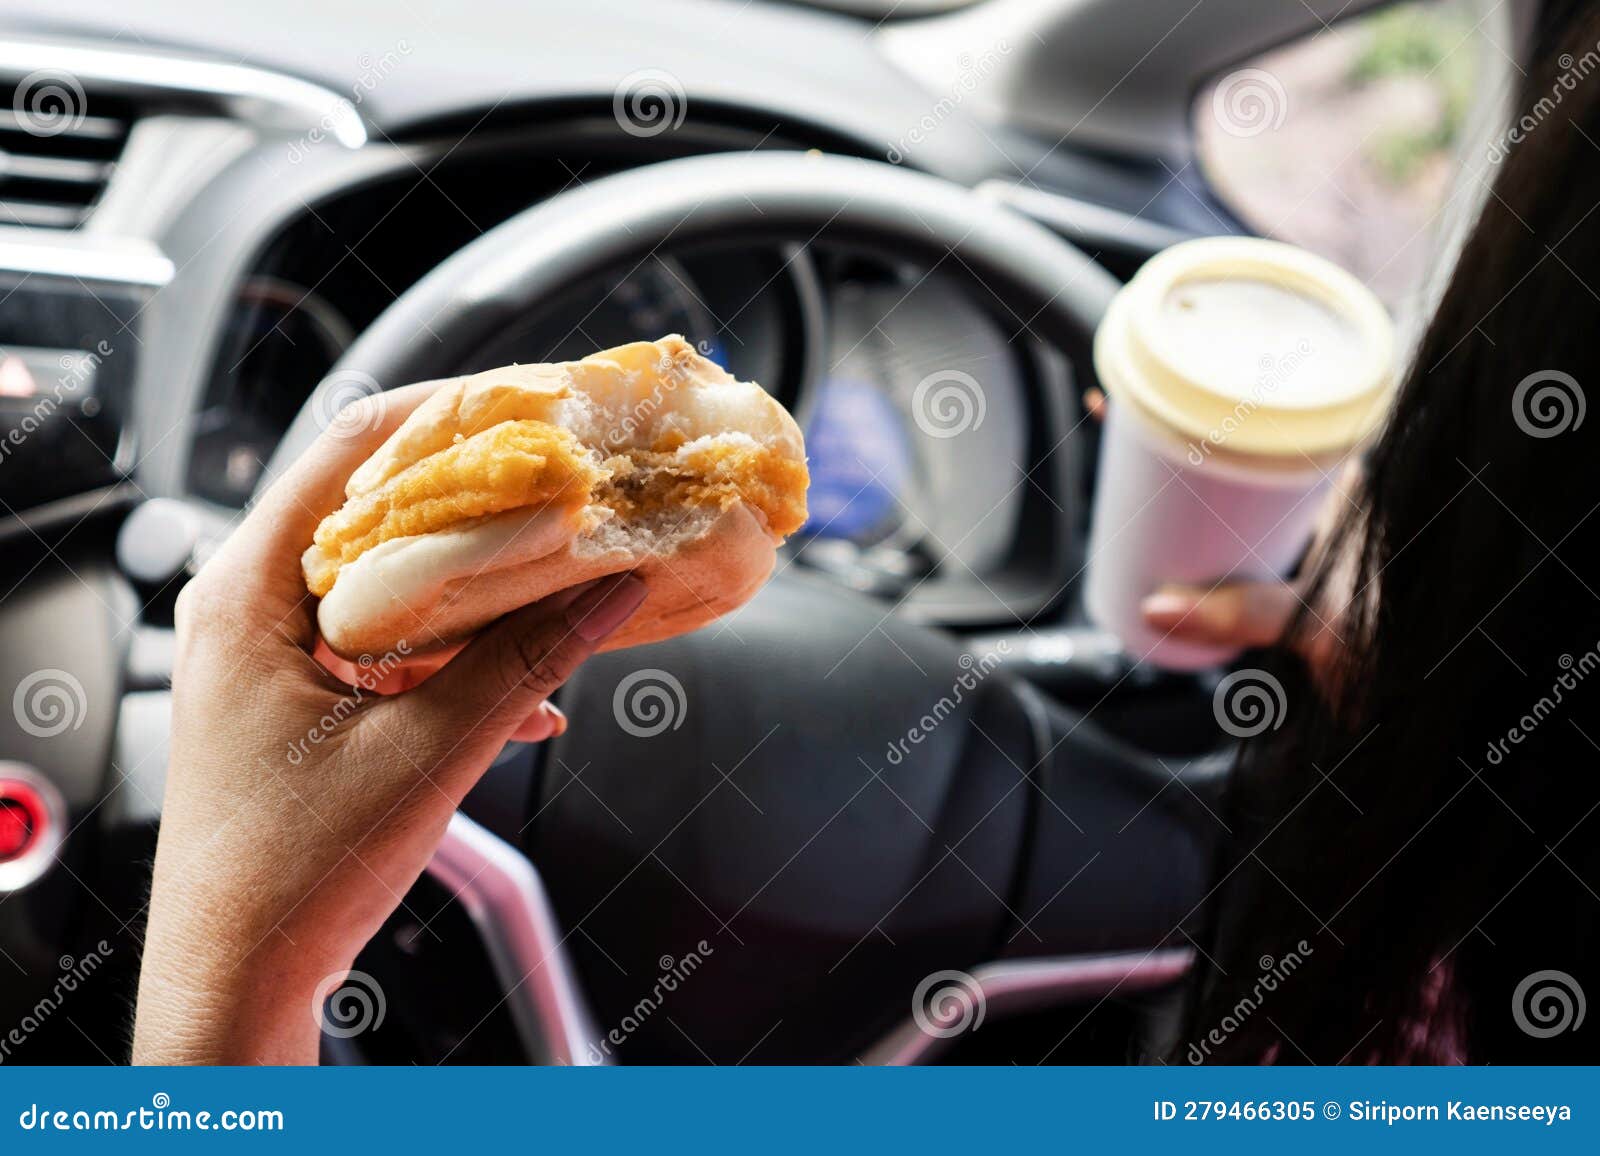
[307,420,809,599]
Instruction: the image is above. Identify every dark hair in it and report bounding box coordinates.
[1184,4,1600,1064]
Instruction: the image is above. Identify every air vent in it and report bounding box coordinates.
[0,79,134,229]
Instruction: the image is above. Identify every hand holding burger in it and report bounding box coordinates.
[134,338,807,1064]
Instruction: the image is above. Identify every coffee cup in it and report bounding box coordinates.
[1084,236,1396,670]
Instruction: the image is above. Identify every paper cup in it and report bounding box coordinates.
[1084,237,1396,671]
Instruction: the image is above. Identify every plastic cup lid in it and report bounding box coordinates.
[1094,236,1397,463]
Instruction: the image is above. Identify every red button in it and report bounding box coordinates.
[0,783,46,862]
[0,801,30,859]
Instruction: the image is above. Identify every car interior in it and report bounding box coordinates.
[0,0,1518,1063]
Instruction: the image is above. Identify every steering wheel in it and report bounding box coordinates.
[265,152,1217,1065]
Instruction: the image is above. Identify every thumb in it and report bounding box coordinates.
[1141,581,1299,649]
[387,572,647,780]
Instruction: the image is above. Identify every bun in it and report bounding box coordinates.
[303,336,808,659]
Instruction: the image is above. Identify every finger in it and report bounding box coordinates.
[211,379,452,594]
[1141,581,1300,649]
[328,581,597,691]
[1083,387,1107,422]
[389,573,647,783]
[314,639,460,694]
[509,703,568,744]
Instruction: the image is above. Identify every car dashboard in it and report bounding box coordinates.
[0,0,1291,1068]
[0,0,1218,633]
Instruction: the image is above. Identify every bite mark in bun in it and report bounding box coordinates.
[303,336,808,660]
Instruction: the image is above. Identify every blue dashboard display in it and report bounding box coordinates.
[801,377,911,541]
[699,336,728,369]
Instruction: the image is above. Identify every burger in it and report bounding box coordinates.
[302,335,809,659]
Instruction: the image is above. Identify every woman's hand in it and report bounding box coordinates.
[1137,465,1357,673]
[1140,580,1343,672]
[1083,386,1357,673]
[132,383,647,1065]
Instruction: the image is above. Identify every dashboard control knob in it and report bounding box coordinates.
[115,498,210,587]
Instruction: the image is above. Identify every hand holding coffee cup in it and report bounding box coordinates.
[1139,458,1362,682]
[1084,238,1395,671]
